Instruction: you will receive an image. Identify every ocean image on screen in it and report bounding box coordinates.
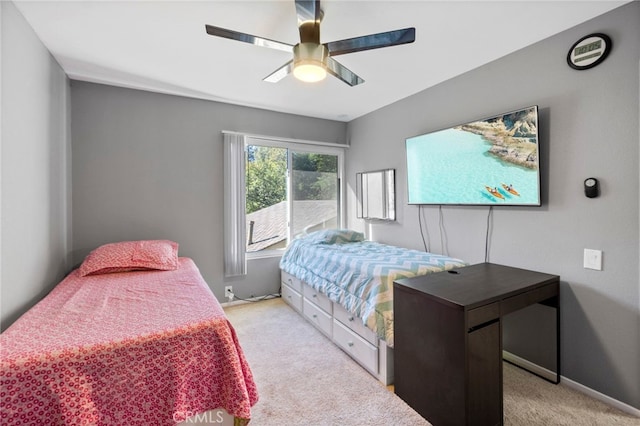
[406,107,540,205]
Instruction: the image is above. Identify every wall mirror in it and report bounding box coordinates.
[356,169,396,221]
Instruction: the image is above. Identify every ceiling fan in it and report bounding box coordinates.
[205,0,415,86]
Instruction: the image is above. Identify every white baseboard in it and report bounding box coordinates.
[503,350,557,382]
[503,351,640,418]
[561,376,640,418]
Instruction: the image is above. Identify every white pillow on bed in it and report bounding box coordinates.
[305,229,365,244]
[79,240,179,276]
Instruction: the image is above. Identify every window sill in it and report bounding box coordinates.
[246,250,284,261]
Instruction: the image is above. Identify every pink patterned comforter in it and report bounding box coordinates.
[0,258,258,425]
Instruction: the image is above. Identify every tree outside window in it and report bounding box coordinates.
[245,144,340,253]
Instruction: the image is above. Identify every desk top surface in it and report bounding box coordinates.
[394,262,559,309]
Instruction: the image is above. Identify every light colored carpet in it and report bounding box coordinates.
[503,363,638,425]
[225,298,638,425]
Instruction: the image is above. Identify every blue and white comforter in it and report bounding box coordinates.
[279,230,467,347]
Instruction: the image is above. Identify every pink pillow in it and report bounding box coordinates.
[79,240,179,277]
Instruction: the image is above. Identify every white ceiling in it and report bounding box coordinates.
[14,0,628,122]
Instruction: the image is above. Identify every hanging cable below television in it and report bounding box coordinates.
[485,206,493,262]
[439,205,449,256]
[418,205,430,252]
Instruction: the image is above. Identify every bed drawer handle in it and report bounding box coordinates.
[347,341,354,347]
[348,316,354,322]
[312,294,317,298]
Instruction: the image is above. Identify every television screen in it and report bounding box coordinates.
[405,106,541,206]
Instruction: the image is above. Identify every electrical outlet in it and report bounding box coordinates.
[224,286,233,299]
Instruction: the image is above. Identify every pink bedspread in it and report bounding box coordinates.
[0,258,258,425]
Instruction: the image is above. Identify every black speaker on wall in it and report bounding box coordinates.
[584,178,599,198]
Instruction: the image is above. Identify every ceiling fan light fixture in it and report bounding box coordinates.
[293,43,328,83]
[293,62,326,82]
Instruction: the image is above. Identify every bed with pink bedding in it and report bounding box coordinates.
[0,242,258,425]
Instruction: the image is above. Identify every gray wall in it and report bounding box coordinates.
[0,1,72,330]
[70,81,347,302]
[346,2,639,409]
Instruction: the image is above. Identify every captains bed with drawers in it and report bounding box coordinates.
[279,229,467,384]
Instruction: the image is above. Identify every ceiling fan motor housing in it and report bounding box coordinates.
[293,43,328,82]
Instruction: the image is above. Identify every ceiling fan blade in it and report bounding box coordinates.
[263,60,294,83]
[325,57,364,87]
[205,24,293,53]
[326,27,416,56]
[295,0,322,43]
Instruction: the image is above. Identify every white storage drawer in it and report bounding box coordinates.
[333,303,378,345]
[282,283,302,313]
[333,320,378,375]
[302,284,333,314]
[303,298,332,337]
[281,271,302,293]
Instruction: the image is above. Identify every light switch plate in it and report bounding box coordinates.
[584,249,603,270]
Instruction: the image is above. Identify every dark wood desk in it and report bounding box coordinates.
[394,263,560,426]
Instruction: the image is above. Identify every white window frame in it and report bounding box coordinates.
[243,135,346,260]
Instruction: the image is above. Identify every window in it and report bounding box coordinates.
[245,137,344,256]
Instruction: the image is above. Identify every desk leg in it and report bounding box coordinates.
[554,295,561,384]
[539,295,561,384]
[468,320,502,426]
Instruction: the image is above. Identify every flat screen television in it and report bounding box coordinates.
[405,105,541,206]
